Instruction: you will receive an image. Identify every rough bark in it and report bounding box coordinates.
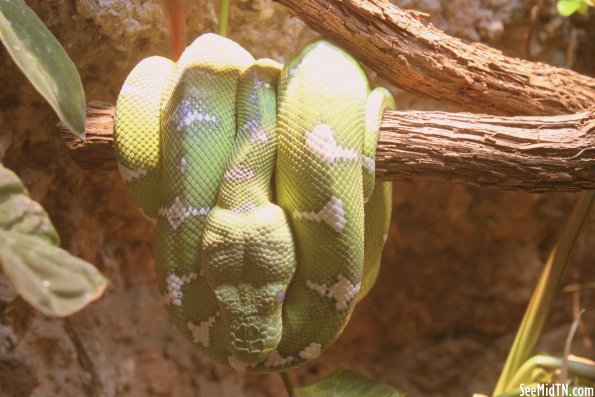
[273,0,595,116]
[62,102,595,192]
[376,108,595,192]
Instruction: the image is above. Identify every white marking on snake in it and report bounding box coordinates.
[306,124,358,164]
[289,66,299,77]
[365,90,385,134]
[117,162,147,183]
[293,196,346,232]
[176,157,188,174]
[165,272,198,306]
[158,196,209,230]
[383,233,389,244]
[228,355,248,372]
[306,274,361,310]
[248,91,259,103]
[251,129,268,142]
[187,313,217,347]
[172,99,192,129]
[231,202,257,214]
[298,343,322,360]
[263,350,295,368]
[224,166,255,181]
[362,156,375,175]
[173,99,217,130]
[254,79,271,90]
[245,119,268,143]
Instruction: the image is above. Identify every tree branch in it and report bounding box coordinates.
[273,0,595,116]
[63,1,595,192]
[376,109,595,192]
[62,102,595,192]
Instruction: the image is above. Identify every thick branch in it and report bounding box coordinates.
[273,0,595,116]
[376,109,595,192]
[63,102,595,192]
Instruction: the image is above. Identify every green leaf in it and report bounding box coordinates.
[496,357,595,397]
[0,230,107,317]
[293,368,405,397]
[557,0,585,16]
[0,0,86,137]
[493,192,594,395]
[577,1,590,13]
[508,354,595,387]
[0,165,107,317]
[0,164,59,245]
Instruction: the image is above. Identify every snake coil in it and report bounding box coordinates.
[114,34,394,372]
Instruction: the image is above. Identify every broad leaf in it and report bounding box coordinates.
[293,368,405,397]
[0,0,85,137]
[0,230,107,317]
[0,165,107,316]
[0,164,59,245]
[557,0,585,16]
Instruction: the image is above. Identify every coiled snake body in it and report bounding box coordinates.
[114,34,394,372]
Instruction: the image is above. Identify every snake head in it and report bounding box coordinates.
[203,204,297,366]
[214,283,287,365]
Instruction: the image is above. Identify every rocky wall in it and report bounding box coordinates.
[0,1,593,396]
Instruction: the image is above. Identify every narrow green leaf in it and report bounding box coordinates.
[493,192,595,395]
[293,368,405,397]
[557,0,584,16]
[509,354,595,386]
[0,0,85,137]
[0,230,107,317]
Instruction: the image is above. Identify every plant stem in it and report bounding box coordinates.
[161,0,185,60]
[493,191,594,394]
[218,0,230,38]
[280,371,294,396]
[504,354,595,388]
[559,308,586,383]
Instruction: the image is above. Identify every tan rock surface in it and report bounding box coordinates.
[0,1,593,396]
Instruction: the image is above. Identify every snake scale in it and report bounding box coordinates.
[114,34,394,372]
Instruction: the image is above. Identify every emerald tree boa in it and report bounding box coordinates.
[114,34,394,372]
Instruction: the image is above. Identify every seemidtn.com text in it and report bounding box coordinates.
[520,383,594,397]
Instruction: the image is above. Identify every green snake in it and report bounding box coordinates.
[114,34,394,372]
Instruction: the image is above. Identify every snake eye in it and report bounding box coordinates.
[275,290,285,304]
